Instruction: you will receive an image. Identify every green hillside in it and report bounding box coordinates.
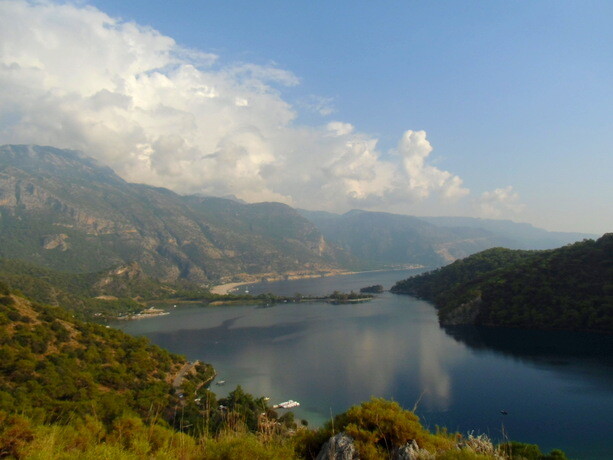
[0,284,192,424]
[0,258,203,319]
[392,235,613,332]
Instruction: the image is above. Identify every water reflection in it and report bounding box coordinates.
[122,295,463,419]
[442,326,613,393]
[417,326,453,410]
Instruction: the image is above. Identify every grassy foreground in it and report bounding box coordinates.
[1,398,567,460]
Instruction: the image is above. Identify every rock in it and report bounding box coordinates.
[42,234,69,251]
[393,440,435,460]
[316,433,358,460]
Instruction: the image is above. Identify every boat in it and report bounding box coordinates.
[216,380,226,385]
[273,400,300,409]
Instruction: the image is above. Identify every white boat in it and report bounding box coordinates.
[273,399,300,409]
[216,380,226,385]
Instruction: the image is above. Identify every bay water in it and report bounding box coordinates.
[115,270,613,459]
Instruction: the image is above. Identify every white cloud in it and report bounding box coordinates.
[0,0,484,214]
[396,130,469,200]
[478,186,525,218]
[326,122,354,136]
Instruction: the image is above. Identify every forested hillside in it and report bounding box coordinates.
[0,283,194,423]
[392,235,613,332]
[0,258,203,319]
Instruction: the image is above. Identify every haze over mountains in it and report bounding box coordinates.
[0,145,596,285]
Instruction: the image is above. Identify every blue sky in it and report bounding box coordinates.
[0,1,611,233]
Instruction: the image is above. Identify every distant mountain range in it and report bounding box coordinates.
[419,216,594,250]
[299,209,511,267]
[0,145,597,286]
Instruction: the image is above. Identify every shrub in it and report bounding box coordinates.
[317,398,455,459]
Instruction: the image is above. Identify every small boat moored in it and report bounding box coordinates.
[273,400,300,409]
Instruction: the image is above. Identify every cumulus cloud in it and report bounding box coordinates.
[478,186,525,218]
[0,0,477,213]
[396,130,469,200]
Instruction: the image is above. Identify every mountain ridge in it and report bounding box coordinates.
[0,144,596,286]
[0,145,346,283]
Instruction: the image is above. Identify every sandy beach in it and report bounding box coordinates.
[210,282,251,295]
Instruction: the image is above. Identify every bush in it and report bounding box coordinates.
[315,398,455,459]
[500,441,568,460]
[0,412,35,458]
[0,296,14,306]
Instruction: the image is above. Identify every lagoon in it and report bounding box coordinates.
[115,270,613,459]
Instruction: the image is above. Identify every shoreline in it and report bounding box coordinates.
[209,266,423,295]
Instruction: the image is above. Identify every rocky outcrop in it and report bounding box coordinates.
[316,433,358,460]
[394,440,434,459]
[42,234,69,251]
[316,434,440,460]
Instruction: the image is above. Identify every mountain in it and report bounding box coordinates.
[0,145,596,284]
[391,234,613,332]
[419,216,596,249]
[298,209,514,268]
[0,145,348,284]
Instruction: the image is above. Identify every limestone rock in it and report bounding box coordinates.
[394,440,434,460]
[316,433,358,460]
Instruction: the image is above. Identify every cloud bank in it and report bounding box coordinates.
[0,0,503,215]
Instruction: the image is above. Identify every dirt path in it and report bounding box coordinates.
[172,361,197,389]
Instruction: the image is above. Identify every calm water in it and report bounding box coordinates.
[115,270,613,459]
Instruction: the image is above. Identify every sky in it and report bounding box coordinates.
[0,0,611,234]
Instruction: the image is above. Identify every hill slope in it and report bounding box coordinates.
[0,285,197,424]
[0,257,197,319]
[0,145,345,283]
[392,235,613,332]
